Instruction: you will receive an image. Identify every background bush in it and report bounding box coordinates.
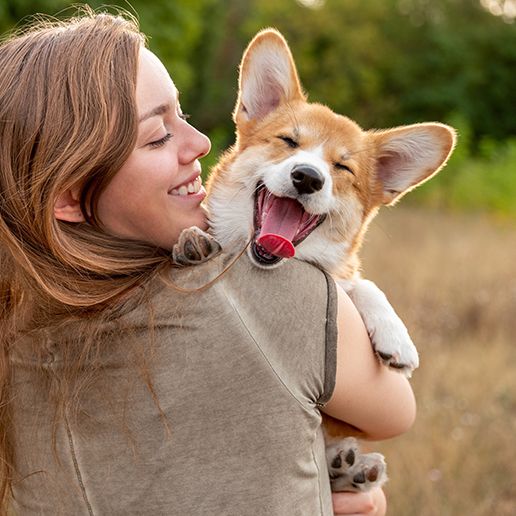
[1,0,515,215]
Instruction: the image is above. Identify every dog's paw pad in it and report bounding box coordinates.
[331,444,356,469]
[172,227,222,266]
[327,438,387,493]
[366,465,380,483]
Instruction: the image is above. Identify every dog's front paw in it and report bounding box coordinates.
[370,317,419,377]
[172,227,222,266]
[326,437,387,493]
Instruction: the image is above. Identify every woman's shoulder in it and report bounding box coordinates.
[153,250,334,307]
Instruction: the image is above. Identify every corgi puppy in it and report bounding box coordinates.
[176,29,456,492]
[206,28,455,376]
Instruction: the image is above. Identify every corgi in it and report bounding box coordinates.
[174,29,456,492]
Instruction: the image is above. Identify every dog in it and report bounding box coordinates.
[173,29,456,492]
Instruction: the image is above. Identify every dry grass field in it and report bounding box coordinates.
[6,208,514,515]
[360,207,516,516]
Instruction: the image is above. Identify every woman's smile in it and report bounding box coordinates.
[169,174,204,196]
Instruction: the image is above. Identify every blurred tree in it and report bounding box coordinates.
[0,0,514,149]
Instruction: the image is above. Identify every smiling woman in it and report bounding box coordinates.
[54,47,211,249]
[0,8,413,516]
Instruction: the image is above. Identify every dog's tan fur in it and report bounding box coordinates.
[203,29,456,492]
[207,30,455,283]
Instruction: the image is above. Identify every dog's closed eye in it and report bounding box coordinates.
[277,135,299,148]
[334,162,355,176]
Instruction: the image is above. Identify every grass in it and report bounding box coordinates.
[360,206,516,515]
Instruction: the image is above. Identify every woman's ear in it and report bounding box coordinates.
[54,188,85,223]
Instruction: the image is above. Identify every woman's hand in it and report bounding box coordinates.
[332,488,387,516]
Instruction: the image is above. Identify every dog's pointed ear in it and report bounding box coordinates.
[371,123,456,205]
[234,29,305,125]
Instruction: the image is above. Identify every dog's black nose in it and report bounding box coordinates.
[291,165,324,195]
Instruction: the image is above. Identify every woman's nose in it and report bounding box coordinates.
[179,124,211,164]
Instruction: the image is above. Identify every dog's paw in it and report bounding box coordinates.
[369,318,419,377]
[342,278,419,377]
[326,437,387,493]
[172,227,222,266]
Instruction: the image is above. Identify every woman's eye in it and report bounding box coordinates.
[277,135,299,148]
[334,162,355,175]
[148,133,173,149]
[179,112,190,121]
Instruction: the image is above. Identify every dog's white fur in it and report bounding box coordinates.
[207,30,456,376]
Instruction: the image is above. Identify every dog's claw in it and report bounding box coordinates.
[390,362,409,370]
[377,351,393,361]
[376,348,416,376]
[172,227,222,266]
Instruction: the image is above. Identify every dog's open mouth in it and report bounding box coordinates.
[251,183,325,266]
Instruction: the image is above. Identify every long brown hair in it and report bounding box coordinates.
[0,7,174,509]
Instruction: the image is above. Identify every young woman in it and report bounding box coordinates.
[0,9,414,515]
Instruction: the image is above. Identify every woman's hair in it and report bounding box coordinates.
[0,7,173,508]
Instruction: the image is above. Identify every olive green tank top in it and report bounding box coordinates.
[10,253,338,515]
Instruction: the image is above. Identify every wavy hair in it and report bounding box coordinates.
[0,7,174,509]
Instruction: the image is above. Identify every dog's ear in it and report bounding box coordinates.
[234,29,305,125]
[371,123,456,205]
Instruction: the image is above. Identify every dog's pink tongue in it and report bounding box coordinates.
[257,196,304,258]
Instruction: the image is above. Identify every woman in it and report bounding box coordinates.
[0,9,414,515]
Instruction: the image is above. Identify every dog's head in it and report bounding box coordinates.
[207,29,456,274]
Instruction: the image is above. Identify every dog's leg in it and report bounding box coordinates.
[326,437,387,493]
[338,278,419,377]
[172,226,222,266]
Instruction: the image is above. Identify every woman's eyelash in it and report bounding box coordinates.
[179,113,190,121]
[148,133,173,148]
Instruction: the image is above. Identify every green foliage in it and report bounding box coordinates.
[1,0,515,216]
[410,114,516,217]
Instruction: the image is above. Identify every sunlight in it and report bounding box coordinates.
[480,0,516,22]
[296,0,326,9]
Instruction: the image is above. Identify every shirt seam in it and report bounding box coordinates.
[219,281,311,412]
[64,415,94,516]
[311,432,326,516]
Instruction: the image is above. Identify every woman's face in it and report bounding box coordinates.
[96,48,211,250]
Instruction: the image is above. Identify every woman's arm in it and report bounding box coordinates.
[322,283,416,440]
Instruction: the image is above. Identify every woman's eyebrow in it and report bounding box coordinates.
[138,103,170,123]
